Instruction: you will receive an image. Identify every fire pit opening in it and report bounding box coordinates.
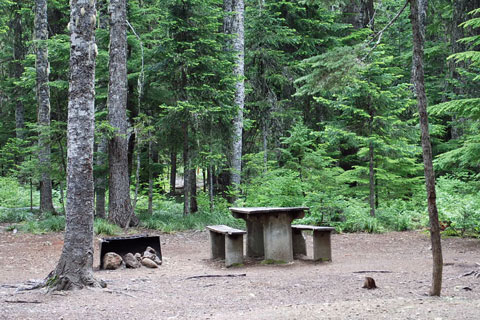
[99,235,162,269]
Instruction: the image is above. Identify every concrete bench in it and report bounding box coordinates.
[291,225,335,262]
[206,225,246,267]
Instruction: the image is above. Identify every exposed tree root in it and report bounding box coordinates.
[45,271,106,292]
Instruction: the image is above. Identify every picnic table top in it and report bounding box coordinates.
[229,207,309,215]
[206,225,247,235]
[291,224,335,231]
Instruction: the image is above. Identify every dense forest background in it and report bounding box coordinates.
[0,0,479,236]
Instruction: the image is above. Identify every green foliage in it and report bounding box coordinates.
[0,177,37,208]
[1,0,480,238]
[94,219,122,236]
[436,176,480,237]
[12,213,65,234]
[0,208,34,223]
[138,195,244,232]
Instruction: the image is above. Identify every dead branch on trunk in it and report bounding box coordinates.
[362,0,409,60]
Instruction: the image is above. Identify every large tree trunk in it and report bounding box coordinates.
[410,0,443,297]
[35,0,56,214]
[224,0,245,194]
[49,0,105,290]
[107,0,134,228]
[343,0,375,29]
[11,6,26,140]
[410,0,427,92]
[94,0,108,220]
[95,137,107,219]
[183,121,191,215]
[9,2,26,139]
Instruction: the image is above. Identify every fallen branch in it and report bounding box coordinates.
[104,289,137,298]
[0,284,18,289]
[460,270,480,278]
[186,274,246,280]
[4,300,42,304]
[353,271,393,274]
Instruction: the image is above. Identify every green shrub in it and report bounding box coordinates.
[0,208,35,223]
[436,176,480,237]
[138,195,244,232]
[0,177,38,208]
[12,213,65,234]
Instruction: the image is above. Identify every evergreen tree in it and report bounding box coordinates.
[107,0,135,228]
[35,0,55,214]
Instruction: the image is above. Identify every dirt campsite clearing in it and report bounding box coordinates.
[1,227,480,319]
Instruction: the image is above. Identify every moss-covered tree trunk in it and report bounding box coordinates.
[48,0,105,290]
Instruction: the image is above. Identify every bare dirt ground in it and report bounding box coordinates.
[0,226,479,320]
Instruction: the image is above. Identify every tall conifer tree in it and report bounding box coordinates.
[35,0,55,214]
[107,0,134,227]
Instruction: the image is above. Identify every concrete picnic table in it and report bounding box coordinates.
[229,207,308,262]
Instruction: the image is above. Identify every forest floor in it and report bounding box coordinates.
[0,226,480,319]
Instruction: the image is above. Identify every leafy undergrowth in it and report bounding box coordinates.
[137,195,245,232]
[1,177,479,237]
[1,210,121,236]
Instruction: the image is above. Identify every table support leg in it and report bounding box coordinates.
[246,218,264,257]
[292,229,307,257]
[312,230,332,262]
[225,234,244,267]
[209,231,225,259]
[263,213,293,262]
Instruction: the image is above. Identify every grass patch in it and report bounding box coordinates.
[139,210,245,233]
[137,196,245,232]
[94,218,122,236]
[12,213,65,234]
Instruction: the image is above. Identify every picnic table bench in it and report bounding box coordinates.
[291,225,335,262]
[206,225,246,267]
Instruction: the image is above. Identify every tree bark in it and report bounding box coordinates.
[35,0,56,214]
[410,0,427,92]
[368,141,375,217]
[107,0,134,228]
[94,137,107,219]
[262,119,268,173]
[94,0,108,220]
[208,164,214,211]
[147,139,154,215]
[410,0,443,297]
[183,121,191,215]
[343,0,375,29]
[449,0,470,139]
[224,0,245,193]
[170,151,177,196]
[11,6,26,139]
[49,0,105,290]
